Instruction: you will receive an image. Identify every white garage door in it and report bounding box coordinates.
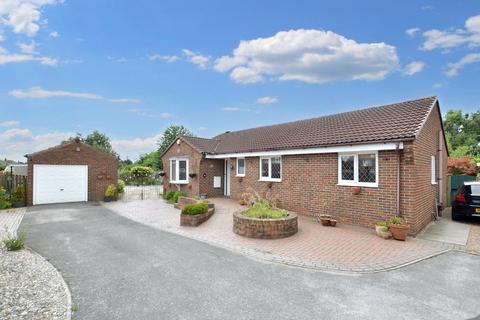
[33,165,88,205]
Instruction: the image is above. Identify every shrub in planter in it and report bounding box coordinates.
[168,191,186,203]
[164,191,175,201]
[104,184,117,202]
[0,187,12,209]
[388,216,410,241]
[11,186,25,208]
[117,179,125,194]
[375,220,391,239]
[181,203,209,215]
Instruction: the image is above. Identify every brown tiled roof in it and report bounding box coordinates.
[185,96,438,155]
[181,136,220,153]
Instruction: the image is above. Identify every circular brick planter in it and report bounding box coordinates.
[233,211,298,239]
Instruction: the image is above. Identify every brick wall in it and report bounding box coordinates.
[199,158,224,197]
[161,138,202,197]
[407,103,448,234]
[229,151,403,230]
[27,141,118,205]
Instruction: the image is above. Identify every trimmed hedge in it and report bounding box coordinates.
[181,203,209,215]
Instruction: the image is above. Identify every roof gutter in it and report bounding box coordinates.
[205,142,404,159]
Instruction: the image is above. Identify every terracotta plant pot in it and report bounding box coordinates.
[239,199,246,206]
[389,224,410,241]
[352,186,361,195]
[329,219,337,227]
[320,218,331,226]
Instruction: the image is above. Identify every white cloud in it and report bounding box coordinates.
[149,54,179,63]
[421,14,480,51]
[128,108,172,119]
[108,98,141,104]
[49,30,59,37]
[256,96,278,105]
[406,27,420,37]
[0,125,161,161]
[198,126,208,131]
[0,127,73,161]
[111,134,162,161]
[9,87,141,103]
[182,49,210,69]
[0,0,63,37]
[445,53,480,77]
[0,120,20,127]
[214,29,399,84]
[403,61,425,75]
[18,40,36,53]
[220,107,251,112]
[0,46,57,65]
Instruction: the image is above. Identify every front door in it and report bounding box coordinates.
[224,159,231,196]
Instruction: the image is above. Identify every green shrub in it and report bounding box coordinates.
[165,191,175,201]
[389,216,406,225]
[181,203,209,215]
[3,232,25,251]
[105,184,117,197]
[117,180,125,194]
[376,220,387,227]
[11,185,25,205]
[171,191,186,203]
[0,187,11,209]
[242,203,288,219]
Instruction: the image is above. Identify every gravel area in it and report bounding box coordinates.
[0,232,71,320]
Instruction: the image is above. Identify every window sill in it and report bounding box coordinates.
[431,182,438,185]
[259,178,282,183]
[170,181,189,185]
[236,174,245,177]
[337,182,378,188]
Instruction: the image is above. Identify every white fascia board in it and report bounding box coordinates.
[205,142,404,159]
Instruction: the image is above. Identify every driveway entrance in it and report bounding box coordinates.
[21,203,480,320]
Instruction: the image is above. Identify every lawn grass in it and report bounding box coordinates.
[242,203,288,219]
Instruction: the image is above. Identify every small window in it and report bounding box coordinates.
[259,156,282,181]
[431,155,437,185]
[170,158,188,184]
[236,158,245,176]
[338,152,378,187]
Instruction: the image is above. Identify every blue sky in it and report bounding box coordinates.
[0,0,479,161]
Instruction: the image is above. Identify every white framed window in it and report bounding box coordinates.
[431,155,437,185]
[236,158,245,176]
[338,152,378,187]
[170,157,189,184]
[259,156,282,182]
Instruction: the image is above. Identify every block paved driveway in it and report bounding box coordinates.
[22,203,480,320]
[106,198,457,273]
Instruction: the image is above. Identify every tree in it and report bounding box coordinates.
[63,131,118,157]
[157,125,194,156]
[136,150,162,171]
[84,131,118,157]
[443,109,480,163]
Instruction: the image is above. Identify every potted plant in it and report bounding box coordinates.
[319,214,332,226]
[159,171,166,177]
[388,216,410,241]
[375,220,391,239]
[189,172,197,178]
[104,184,117,202]
[12,186,25,208]
[329,219,337,227]
[239,192,250,206]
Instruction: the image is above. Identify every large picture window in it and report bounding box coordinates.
[338,152,378,187]
[170,158,189,184]
[259,156,282,181]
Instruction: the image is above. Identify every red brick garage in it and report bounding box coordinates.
[26,140,118,206]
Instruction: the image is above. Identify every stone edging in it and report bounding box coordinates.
[27,247,73,320]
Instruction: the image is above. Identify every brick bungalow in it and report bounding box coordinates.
[161,97,448,234]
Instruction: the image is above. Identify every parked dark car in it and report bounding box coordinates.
[451,181,480,220]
